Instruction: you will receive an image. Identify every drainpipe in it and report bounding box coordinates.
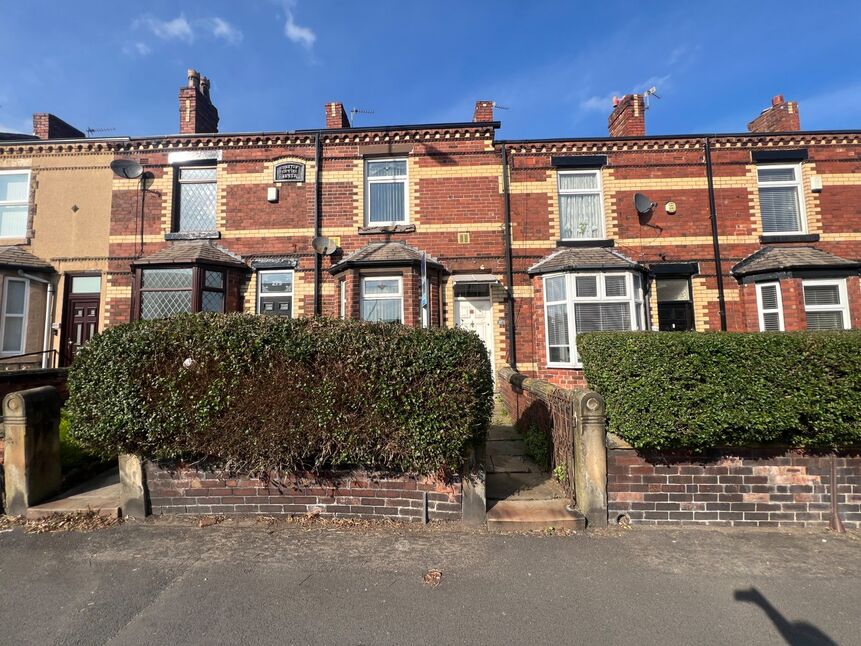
[500,145,517,370]
[313,132,322,316]
[704,137,728,331]
[18,270,54,369]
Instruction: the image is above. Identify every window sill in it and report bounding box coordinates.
[165,231,221,241]
[760,233,819,244]
[0,237,31,246]
[556,239,614,248]
[546,363,583,370]
[359,224,415,235]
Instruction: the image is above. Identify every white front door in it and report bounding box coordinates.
[455,291,494,374]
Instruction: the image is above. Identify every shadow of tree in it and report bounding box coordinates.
[734,588,837,645]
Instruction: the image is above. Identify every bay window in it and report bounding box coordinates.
[757,164,805,234]
[543,272,646,366]
[365,159,408,225]
[0,170,30,238]
[138,266,226,320]
[755,282,784,331]
[558,170,604,240]
[361,276,403,323]
[803,279,850,330]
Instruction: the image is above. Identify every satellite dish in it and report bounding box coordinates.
[311,236,338,255]
[110,159,143,180]
[634,192,656,215]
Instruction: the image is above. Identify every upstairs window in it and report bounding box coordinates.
[0,171,29,238]
[803,279,849,330]
[365,159,407,225]
[558,170,604,240]
[176,166,217,232]
[361,276,403,323]
[544,272,645,366]
[756,282,784,331]
[257,270,293,317]
[138,267,225,320]
[757,164,805,234]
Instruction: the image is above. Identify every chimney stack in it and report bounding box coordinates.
[608,94,646,137]
[473,100,494,122]
[747,95,800,133]
[32,113,85,140]
[325,102,351,128]
[178,68,219,134]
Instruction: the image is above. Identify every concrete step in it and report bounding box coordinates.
[486,439,527,456]
[487,499,586,532]
[487,425,521,441]
[486,454,541,474]
[26,469,121,520]
[487,472,567,501]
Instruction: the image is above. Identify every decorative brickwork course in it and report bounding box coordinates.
[608,447,861,528]
[145,463,463,522]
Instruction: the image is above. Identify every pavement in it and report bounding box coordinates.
[0,519,858,645]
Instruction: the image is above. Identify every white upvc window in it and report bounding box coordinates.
[803,279,850,330]
[543,272,646,367]
[361,276,403,323]
[757,164,806,234]
[0,170,30,238]
[755,282,785,331]
[257,270,294,317]
[558,170,604,240]
[1,277,29,354]
[339,279,347,319]
[365,158,408,225]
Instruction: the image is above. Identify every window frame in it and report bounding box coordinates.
[173,164,218,233]
[543,271,645,369]
[364,157,409,226]
[755,281,785,332]
[802,278,850,331]
[756,163,807,235]
[557,169,605,241]
[256,269,294,318]
[136,265,227,320]
[0,169,31,239]
[0,276,29,355]
[360,274,404,324]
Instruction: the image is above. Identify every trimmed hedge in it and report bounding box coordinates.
[66,314,493,474]
[578,331,861,450]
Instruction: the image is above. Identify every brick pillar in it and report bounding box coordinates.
[608,94,645,137]
[473,100,494,122]
[747,95,800,133]
[32,113,85,139]
[325,102,351,129]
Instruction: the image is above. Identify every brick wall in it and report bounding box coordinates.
[608,447,861,528]
[144,463,463,522]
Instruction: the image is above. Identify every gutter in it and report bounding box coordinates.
[500,146,517,370]
[313,132,322,316]
[704,137,728,331]
[17,270,54,369]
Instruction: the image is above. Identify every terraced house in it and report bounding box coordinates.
[0,70,859,387]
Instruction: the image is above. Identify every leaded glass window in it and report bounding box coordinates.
[177,166,217,232]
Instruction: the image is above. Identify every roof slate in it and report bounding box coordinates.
[329,241,444,273]
[527,247,643,275]
[0,246,54,272]
[132,240,247,268]
[732,246,860,277]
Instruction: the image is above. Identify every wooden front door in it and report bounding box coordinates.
[62,295,99,366]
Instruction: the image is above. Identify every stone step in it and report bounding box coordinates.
[487,472,567,501]
[25,469,122,520]
[487,425,521,441]
[485,439,527,456]
[486,499,586,532]
[486,454,542,474]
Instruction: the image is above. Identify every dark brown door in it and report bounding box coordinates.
[62,295,99,366]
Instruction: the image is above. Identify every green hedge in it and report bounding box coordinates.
[578,331,861,450]
[66,314,493,474]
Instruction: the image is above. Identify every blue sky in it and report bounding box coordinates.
[1,1,860,139]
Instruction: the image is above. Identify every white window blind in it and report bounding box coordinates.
[757,165,804,234]
[803,280,849,330]
[756,282,784,331]
[366,159,408,225]
[0,171,30,238]
[558,171,604,240]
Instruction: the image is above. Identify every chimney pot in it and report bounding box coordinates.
[179,69,219,134]
[187,68,200,89]
[772,94,784,106]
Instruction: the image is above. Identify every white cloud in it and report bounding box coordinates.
[135,14,194,43]
[204,17,243,45]
[122,42,152,57]
[282,1,316,48]
[580,92,622,112]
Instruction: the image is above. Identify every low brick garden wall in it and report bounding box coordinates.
[608,445,861,528]
[144,463,463,522]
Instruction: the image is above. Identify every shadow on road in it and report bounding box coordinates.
[734,588,837,645]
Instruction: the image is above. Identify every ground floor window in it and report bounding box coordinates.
[543,271,645,366]
[803,279,850,330]
[756,282,784,331]
[655,277,694,331]
[1,277,28,354]
[361,276,403,323]
[257,270,293,317]
[138,266,226,320]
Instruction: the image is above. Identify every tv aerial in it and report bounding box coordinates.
[350,108,374,124]
[311,236,338,255]
[87,127,116,137]
[634,193,657,215]
[110,159,143,180]
[643,87,661,110]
